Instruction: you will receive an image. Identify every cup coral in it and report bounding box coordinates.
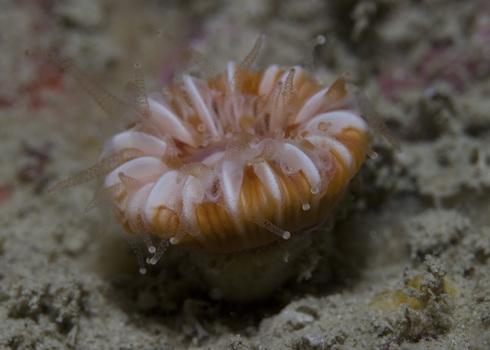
[40,36,396,300]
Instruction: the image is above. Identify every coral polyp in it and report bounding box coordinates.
[101,64,371,255]
[44,36,392,299]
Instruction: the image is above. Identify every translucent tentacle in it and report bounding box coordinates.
[49,148,144,192]
[133,62,151,120]
[84,182,126,212]
[232,34,264,93]
[356,91,401,151]
[26,49,133,119]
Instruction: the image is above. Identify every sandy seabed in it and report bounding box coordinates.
[1,0,490,349]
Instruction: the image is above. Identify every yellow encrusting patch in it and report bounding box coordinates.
[370,276,457,311]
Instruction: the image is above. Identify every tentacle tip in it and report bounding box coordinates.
[83,205,94,214]
[282,231,291,240]
[391,138,403,152]
[368,150,378,160]
[47,181,66,193]
[315,35,326,45]
[139,268,147,275]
